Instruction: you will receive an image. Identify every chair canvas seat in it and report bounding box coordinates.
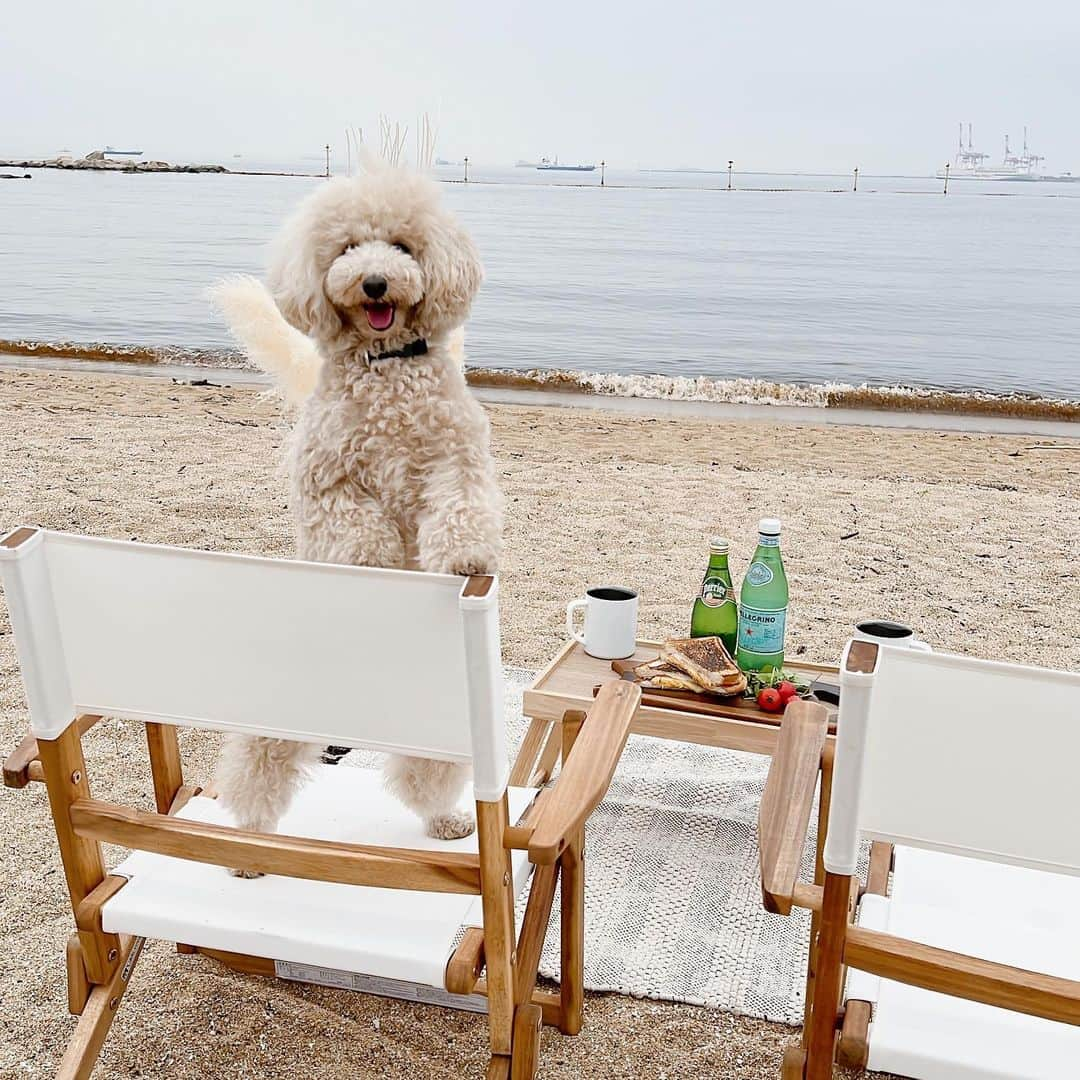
[849,846,1080,1080]
[103,766,538,989]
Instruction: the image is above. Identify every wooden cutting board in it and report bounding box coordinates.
[601,657,837,731]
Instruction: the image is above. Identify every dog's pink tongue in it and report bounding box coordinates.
[364,303,395,331]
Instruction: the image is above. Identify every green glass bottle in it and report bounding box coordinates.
[690,537,738,655]
[735,518,789,673]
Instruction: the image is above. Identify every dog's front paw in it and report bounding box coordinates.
[229,867,265,879]
[426,810,476,840]
[430,540,501,578]
[420,509,502,577]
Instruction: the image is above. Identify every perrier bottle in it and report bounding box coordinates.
[690,537,738,655]
[735,518,789,672]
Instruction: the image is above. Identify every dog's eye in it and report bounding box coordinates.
[392,242,411,256]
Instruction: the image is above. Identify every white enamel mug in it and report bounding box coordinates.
[853,619,931,652]
[566,586,639,659]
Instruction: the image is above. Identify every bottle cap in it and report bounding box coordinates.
[758,517,781,536]
[709,536,730,552]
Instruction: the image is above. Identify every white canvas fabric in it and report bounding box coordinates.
[853,846,1080,1080]
[0,529,508,799]
[104,767,537,988]
[826,642,1080,878]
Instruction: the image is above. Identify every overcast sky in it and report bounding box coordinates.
[4,1,1078,174]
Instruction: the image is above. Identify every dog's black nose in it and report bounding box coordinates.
[362,275,388,299]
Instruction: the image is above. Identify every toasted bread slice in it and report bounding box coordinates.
[633,659,705,693]
[661,636,741,691]
[635,654,746,697]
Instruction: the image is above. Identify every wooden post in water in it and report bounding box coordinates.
[943,162,950,195]
[325,144,330,178]
[853,167,859,192]
[727,160,734,190]
[463,156,469,183]
[600,160,605,186]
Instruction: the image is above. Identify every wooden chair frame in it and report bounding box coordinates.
[4,568,640,1080]
[759,649,1080,1080]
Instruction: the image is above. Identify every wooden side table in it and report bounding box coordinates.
[513,638,837,786]
[513,638,842,1047]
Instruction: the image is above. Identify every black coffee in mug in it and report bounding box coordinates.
[854,620,931,652]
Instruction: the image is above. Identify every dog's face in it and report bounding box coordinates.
[267,168,482,354]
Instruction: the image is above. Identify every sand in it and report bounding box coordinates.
[1,367,1077,1079]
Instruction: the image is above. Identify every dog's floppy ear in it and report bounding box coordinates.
[413,215,484,337]
[266,188,345,343]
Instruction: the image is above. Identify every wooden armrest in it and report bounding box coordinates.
[759,698,830,915]
[845,925,1080,1026]
[3,731,40,789]
[3,715,101,789]
[527,679,640,865]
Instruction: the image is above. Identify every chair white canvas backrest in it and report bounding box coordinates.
[0,528,508,800]
[825,639,1080,878]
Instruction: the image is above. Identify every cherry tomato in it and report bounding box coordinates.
[757,687,784,713]
[776,680,799,702]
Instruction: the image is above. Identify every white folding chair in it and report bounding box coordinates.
[0,527,640,1079]
[759,638,1080,1080]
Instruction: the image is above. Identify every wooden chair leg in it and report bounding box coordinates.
[511,1003,543,1080]
[836,843,887,1070]
[836,1000,872,1069]
[66,935,90,1015]
[486,1056,511,1080]
[478,795,516,1058]
[782,1044,808,1079]
[56,935,144,1080]
[37,722,120,985]
[558,712,586,1036]
[145,722,184,814]
[802,743,834,1032]
[804,872,852,1080]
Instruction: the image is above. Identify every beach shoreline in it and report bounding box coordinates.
[3,338,1079,426]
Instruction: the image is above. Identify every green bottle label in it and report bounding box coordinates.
[700,580,734,608]
[738,605,787,655]
[745,562,774,586]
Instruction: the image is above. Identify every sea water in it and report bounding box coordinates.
[1,163,1078,401]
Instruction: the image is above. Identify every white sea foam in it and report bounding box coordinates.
[467,366,1080,421]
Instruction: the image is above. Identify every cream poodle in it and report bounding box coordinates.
[213,165,503,863]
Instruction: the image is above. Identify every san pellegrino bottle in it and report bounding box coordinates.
[690,537,738,654]
[735,518,789,672]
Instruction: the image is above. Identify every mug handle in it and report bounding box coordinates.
[910,638,933,653]
[566,597,587,646]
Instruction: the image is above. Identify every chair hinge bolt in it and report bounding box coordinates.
[107,948,118,962]
[71,770,81,784]
[109,997,119,1011]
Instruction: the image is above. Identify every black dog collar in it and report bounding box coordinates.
[368,338,428,363]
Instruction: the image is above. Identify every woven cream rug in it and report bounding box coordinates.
[346,667,836,1025]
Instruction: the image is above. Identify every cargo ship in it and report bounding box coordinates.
[535,156,595,172]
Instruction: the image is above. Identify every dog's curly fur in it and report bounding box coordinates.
[214,166,503,863]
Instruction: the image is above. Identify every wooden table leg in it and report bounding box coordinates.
[509,717,552,787]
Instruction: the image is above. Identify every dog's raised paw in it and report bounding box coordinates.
[426,810,476,840]
[229,867,265,879]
